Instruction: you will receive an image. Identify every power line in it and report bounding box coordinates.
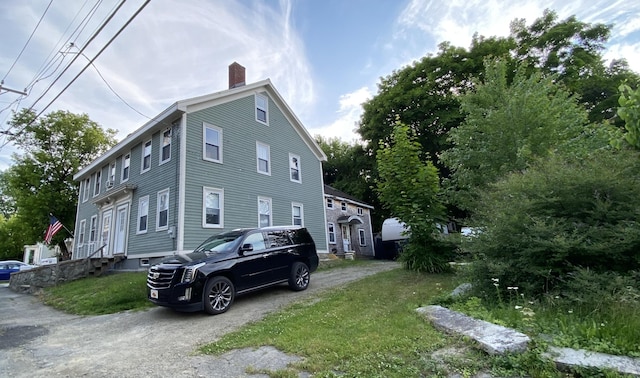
[0,0,151,148]
[1,0,54,83]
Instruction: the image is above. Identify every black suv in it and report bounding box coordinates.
[147,226,319,314]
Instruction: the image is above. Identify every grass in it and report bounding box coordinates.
[201,268,463,377]
[34,259,638,376]
[40,271,153,315]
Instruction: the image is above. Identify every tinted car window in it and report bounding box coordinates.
[194,231,244,255]
[266,230,291,248]
[290,228,313,244]
[243,232,266,251]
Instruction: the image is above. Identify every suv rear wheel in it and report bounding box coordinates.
[288,262,310,291]
[204,276,235,315]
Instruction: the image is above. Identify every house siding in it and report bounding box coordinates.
[73,77,327,270]
[182,93,327,251]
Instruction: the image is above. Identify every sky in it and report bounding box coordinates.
[0,0,638,171]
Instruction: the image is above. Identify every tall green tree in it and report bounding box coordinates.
[2,109,116,258]
[376,121,453,272]
[441,59,589,210]
[616,82,640,150]
[357,10,636,213]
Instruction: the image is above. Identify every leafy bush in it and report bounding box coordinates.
[466,149,640,299]
[399,230,457,273]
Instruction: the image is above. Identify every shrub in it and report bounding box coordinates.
[466,149,640,299]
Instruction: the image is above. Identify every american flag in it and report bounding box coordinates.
[45,215,63,244]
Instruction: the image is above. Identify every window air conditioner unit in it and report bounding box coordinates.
[106,180,114,189]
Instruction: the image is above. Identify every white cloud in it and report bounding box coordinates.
[309,86,372,144]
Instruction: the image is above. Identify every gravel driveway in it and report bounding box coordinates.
[0,261,400,377]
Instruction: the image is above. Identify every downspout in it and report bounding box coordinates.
[177,113,187,253]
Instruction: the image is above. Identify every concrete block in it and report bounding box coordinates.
[544,346,640,376]
[416,305,530,355]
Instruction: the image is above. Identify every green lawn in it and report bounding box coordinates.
[38,260,636,377]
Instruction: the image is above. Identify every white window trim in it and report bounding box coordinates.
[357,207,363,216]
[141,139,152,174]
[255,93,269,125]
[289,153,301,183]
[358,228,366,246]
[160,128,171,165]
[137,195,149,234]
[203,123,223,164]
[93,171,101,197]
[256,142,271,176]
[202,187,224,228]
[328,222,336,244]
[341,201,347,212]
[156,188,170,231]
[258,196,272,228]
[121,152,130,182]
[292,202,304,227]
[326,198,333,209]
[82,178,90,203]
[78,219,86,246]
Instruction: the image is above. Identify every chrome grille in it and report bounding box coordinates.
[147,265,179,289]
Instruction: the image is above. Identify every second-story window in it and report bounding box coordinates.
[108,162,116,188]
[83,178,90,202]
[256,142,270,175]
[93,171,101,197]
[161,129,171,164]
[357,207,363,216]
[326,198,333,209]
[289,153,301,183]
[122,153,130,182]
[341,202,347,211]
[142,140,152,173]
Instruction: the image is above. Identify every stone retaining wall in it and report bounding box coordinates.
[9,259,91,294]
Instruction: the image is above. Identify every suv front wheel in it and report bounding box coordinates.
[288,262,310,291]
[204,276,235,314]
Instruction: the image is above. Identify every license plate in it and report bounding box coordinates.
[150,289,158,299]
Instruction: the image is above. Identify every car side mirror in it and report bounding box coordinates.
[240,244,253,253]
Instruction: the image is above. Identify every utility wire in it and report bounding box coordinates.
[0,0,151,149]
[21,0,128,119]
[1,0,54,83]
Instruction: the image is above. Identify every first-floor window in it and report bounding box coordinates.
[203,187,223,227]
[78,219,86,245]
[89,215,98,242]
[292,203,303,226]
[258,197,272,227]
[157,189,169,230]
[138,196,149,233]
[328,223,336,244]
[358,229,366,246]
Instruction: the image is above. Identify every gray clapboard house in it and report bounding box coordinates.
[72,63,328,270]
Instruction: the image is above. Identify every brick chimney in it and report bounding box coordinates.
[228,62,246,89]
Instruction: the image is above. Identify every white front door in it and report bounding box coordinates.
[101,210,113,257]
[341,224,351,252]
[114,204,129,255]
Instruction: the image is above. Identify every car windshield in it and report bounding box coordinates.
[193,231,244,255]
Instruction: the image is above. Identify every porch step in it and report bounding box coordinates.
[88,255,125,277]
